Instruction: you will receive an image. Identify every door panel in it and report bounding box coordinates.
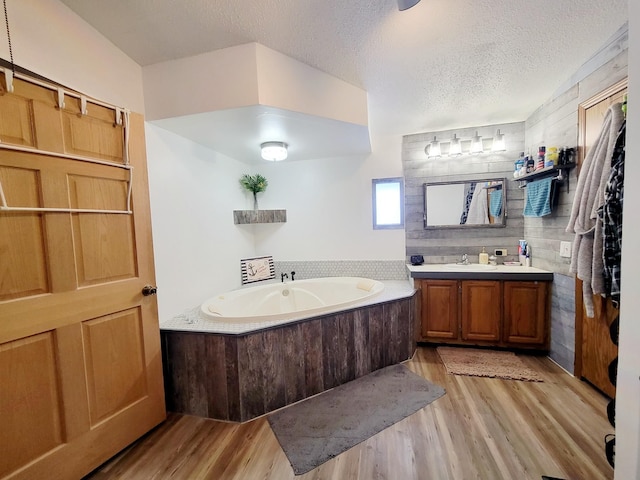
[83,309,148,425]
[62,111,124,162]
[0,166,49,300]
[0,94,34,147]
[577,286,618,398]
[69,174,137,285]
[0,334,64,476]
[0,71,165,480]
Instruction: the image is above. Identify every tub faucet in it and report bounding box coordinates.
[281,272,289,282]
[290,271,296,281]
[458,253,469,265]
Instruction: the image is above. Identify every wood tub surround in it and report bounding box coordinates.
[161,296,416,422]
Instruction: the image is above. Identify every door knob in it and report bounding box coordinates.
[142,285,158,296]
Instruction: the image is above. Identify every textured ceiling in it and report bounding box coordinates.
[60,0,627,146]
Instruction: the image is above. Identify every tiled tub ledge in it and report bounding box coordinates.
[160,280,417,423]
[161,280,415,335]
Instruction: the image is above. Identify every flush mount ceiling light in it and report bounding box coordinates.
[470,131,484,154]
[492,129,506,152]
[449,134,462,156]
[424,136,441,158]
[260,141,288,161]
[397,0,421,11]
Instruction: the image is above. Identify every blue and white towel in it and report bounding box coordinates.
[489,189,503,217]
[523,177,553,217]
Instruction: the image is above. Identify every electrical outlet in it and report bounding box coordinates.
[560,241,572,258]
[494,249,508,256]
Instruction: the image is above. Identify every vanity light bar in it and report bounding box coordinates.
[424,130,507,158]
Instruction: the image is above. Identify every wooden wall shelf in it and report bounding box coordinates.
[233,209,287,224]
[512,163,576,193]
[512,164,575,184]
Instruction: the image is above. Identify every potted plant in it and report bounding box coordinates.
[239,173,268,211]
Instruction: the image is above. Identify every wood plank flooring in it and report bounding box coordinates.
[84,347,613,480]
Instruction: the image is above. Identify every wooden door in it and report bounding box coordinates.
[461,280,501,342]
[503,281,548,347]
[574,79,626,398]
[0,72,165,479]
[418,279,459,340]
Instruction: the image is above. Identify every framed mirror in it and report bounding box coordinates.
[423,178,507,229]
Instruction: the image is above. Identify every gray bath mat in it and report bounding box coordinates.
[267,363,445,475]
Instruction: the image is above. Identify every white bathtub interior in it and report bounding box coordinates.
[200,277,385,323]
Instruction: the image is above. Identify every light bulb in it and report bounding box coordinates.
[261,141,288,161]
[470,131,483,154]
[492,129,506,152]
[449,134,462,156]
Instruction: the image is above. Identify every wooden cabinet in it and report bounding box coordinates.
[419,280,458,339]
[416,278,549,350]
[503,281,548,345]
[461,280,502,342]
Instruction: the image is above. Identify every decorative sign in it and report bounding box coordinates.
[241,256,275,284]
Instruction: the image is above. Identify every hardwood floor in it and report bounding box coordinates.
[84,347,613,480]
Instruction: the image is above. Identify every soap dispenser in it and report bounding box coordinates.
[479,247,489,265]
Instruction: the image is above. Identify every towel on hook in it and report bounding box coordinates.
[523,177,553,217]
[489,189,503,217]
[466,185,489,224]
[566,102,625,317]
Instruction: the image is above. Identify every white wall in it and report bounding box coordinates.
[3,0,144,112]
[252,133,406,260]
[615,1,639,476]
[142,43,260,121]
[145,124,256,320]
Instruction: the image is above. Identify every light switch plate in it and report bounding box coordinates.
[560,241,572,258]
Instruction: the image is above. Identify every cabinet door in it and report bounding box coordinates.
[461,281,501,342]
[503,281,548,346]
[419,280,459,340]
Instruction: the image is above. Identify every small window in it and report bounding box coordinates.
[372,178,404,229]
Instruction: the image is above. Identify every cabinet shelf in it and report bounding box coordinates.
[233,209,287,224]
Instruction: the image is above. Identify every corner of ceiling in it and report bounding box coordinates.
[141,42,371,162]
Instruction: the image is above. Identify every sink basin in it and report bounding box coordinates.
[443,263,497,271]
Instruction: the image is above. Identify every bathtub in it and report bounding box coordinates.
[200,276,384,323]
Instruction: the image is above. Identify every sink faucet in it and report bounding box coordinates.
[290,271,296,281]
[458,253,469,265]
[281,272,289,282]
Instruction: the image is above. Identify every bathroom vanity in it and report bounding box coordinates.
[407,264,553,350]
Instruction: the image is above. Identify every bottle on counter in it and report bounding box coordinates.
[479,247,489,265]
[518,239,527,265]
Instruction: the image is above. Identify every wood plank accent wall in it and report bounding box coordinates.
[523,27,627,275]
[524,25,627,373]
[402,121,526,265]
[161,295,416,422]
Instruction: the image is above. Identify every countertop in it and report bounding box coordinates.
[406,263,554,281]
